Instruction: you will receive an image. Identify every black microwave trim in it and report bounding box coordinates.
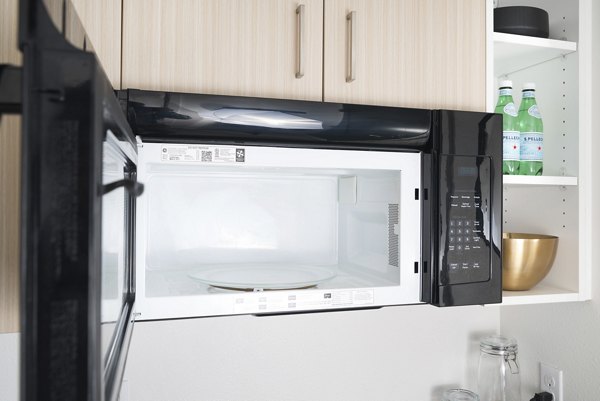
[119,89,435,151]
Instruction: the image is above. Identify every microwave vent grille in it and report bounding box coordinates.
[388,204,399,267]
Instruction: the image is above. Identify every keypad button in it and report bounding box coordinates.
[449,236,455,243]
[465,228,470,235]
[464,236,471,243]
[450,220,456,227]
[450,228,455,235]
[457,237,463,243]
[457,221,463,227]
[465,221,471,227]
[457,245,463,250]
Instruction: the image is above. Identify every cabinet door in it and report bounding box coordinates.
[71,0,122,88]
[324,0,486,111]
[122,0,323,101]
[0,0,21,334]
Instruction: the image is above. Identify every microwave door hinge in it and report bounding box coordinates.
[0,65,22,116]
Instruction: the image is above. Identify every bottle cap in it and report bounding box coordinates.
[523,82,536,91]
[499,80,513,89]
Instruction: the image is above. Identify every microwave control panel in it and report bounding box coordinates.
[440,155,491,285]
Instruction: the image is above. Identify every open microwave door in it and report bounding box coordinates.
[18,1,141,400]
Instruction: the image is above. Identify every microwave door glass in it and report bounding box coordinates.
[101,141,128,363]
[136,143,422,319]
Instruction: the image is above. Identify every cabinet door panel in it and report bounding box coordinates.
[324,0,485,111]
[71,0,122,88]
[123,0,323,101]
[0,0,21,334]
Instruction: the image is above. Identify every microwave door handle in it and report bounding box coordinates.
[102,179,144,197]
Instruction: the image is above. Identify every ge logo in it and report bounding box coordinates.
[162,148,167,153]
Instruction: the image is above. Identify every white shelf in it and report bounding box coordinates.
[502,175,578,186]
[494,32,577,76]
[499,284,581,306]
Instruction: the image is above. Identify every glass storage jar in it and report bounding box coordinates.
[477,335,521,401]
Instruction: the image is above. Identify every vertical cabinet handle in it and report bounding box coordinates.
[346,11,356,83]
[295,4,305,79]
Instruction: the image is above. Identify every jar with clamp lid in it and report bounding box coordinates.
[477,335,521,401]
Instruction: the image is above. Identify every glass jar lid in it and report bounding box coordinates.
[480,335,518,355]
[442,389,480,401]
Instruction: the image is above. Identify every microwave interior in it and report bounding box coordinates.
[136,143,422,318]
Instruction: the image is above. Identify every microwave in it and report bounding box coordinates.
[4,1,501,400]
[123,90,503,320]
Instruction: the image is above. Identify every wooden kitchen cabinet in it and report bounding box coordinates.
[122,0,324,101]
[71,0,123,88]
[43,0,122,88]
[323,0,486,111]
[0,0,21,334]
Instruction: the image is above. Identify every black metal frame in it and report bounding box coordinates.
[19,1,139,400]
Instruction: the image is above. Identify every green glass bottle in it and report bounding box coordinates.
[495,80,520,175]
[518,83,543,176]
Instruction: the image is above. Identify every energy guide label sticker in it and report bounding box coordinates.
[161,145,245,163]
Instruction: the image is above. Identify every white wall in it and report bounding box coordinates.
[0,333,19,401]
[500,2,600,399]
[123,305,498,401]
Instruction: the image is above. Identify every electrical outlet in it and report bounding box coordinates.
[540,363,563,401]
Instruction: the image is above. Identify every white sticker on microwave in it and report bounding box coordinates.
[160,145,245,163]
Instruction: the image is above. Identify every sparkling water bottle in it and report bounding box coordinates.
[518,83,543,175]
[495,80,519,175]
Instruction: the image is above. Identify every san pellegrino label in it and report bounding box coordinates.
[528,104,541,119]
[503,131,520,160]
[503,103,518,117]
[520,132,543,161]
[522,90,536,98]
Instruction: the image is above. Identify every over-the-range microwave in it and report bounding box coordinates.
[2,1,501,400]
[125,89,503,318]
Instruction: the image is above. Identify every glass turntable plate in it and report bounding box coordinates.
[188,264,336,291]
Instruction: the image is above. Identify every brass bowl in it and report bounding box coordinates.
[502,233,558,291]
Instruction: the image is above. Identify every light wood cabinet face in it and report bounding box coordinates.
[122,0,324,101]
[71,0,122,88]
[324,0,486,111]
[0,0,21,334]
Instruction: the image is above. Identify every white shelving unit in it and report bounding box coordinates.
[501,284,581,306]
[488,0,593,306]
[494,32,577,76]
[502,175,578,186]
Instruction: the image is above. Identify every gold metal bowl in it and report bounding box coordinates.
[502,233,559,291]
